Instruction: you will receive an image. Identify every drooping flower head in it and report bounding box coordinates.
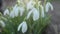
[17,21,27,33]
[26,8,39,21]
[45,2,53,12]
[4,9,9,15]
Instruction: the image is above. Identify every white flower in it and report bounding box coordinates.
[26,8,39,21]
[40,5,45,17]
[22,21,27,33]
[32,8,39,21]
[13,5,19,17]
[27,0,35,10]
[0,20,5,27]
[19,7,25,16]
[10,11,15,18]
[9,5,19,18]
[46,2,53,12]
[17,21,27,33]
[4,9,9,15]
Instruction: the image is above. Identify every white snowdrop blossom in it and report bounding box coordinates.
[19,7,25,16]
[13,5,19,17]
[26,8,39,21]
[17,21,27,33]
[32,8,39,21]
[4,9,9,15]
[10,5,19,18]
[22,21,27,33]
[10,11,15,18]
[0,20,5,27]
[46,2,53,12]
[40,5,45,17]
[27,0,35,10]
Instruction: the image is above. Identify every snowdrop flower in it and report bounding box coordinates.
[9,11,15,18]
[4,9,9,15]
[45,2,53,12]
[40,5,45,17]
[32,8,39,21]
[10,5,19,18]
[27,0,35,10]
[19,7,25,16]
[26,8,39,21]
[0,20,5,27]
[17,21,27,33]
[13,5,19,17]
[22,21,27,33]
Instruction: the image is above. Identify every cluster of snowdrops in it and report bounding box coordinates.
[0,0,53,34]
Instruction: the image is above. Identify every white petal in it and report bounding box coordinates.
[32,8,39,21]
[22,21,27,33]
[14,8,19,17]
[48,2,53,11]
[17,22,23,31]
[4,9,9,15]
[10,11,15,18]
[46,2,53,12]
[46,2,49,12]
[13,5,19,17]
[26,10,33,19]
[0,20,5,27]
[19,7,25,16]
[17,21,27,33]
[41,5,45,17]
